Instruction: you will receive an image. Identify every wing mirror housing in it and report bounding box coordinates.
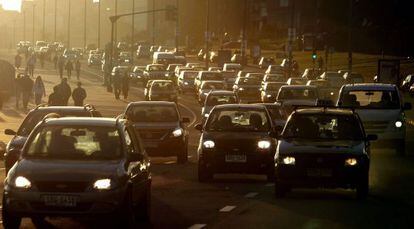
[194,123,203,132]
[5,129,17,136]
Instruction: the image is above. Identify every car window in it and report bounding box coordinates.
[25,126,122,160]
[283,114,364,140]
[206,95,237,106]
[201,82,224,90]
[127,105,179,122]
[341,90,400,109]
[266,106,287,120]
[278,88,317,100]
[201,73,222,81]
[206,109,270,132]
[151,82,174,91]
[149,65,165,71]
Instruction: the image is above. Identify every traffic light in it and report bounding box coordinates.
[312,52,317,60]
[166,5,177,21]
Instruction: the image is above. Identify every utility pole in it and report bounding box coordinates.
[114,0,118,45]
[347,0,353,73]
[23,10,26,41]
[54,0,57,41]
[241,0,248,66]
[98,0,101,49]
[175,0,179,51]
[42,0,46,40]
[84,0,87,49]
[67,0,71,48]
[288,0,295,78]
[205,0,210,69]
[152,0,155,45]
[32,3,36,45]
[131,0,135,64]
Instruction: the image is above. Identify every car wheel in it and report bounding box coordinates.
[177,145,188,164]
[396,140,406,156]
[274,181,288,198]
[356,175,369,200]
[135,184,151,222]
[198,162,213,182]
[2,195,21,229]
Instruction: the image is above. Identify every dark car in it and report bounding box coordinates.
[274,108,377,198]
[260,103,288,132]
[2,117,151,228]
[123,101,190,163]
[147,80,178,103]
[259,57,275,69]
[195,104,277,182]
[261,82,286,103]
[201,90,239,121]
[233,77,262,103]
[4,105,101,174]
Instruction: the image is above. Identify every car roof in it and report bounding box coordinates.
[128,101,176,106]
[207,90,235,95]
[280,85,318,89]
[342,83,397,90]
[33,106,93,112]
[214,104,267,110]
[294,108,355,115]
[43,117,120,127]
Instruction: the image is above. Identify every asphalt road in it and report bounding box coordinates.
[1,52,414,229]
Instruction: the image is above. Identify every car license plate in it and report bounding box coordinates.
[225,154,247,163]
[43,195,78,207]
[307,168,332,177]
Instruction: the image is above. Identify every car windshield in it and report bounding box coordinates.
[201,82,224,90]
[127,105,178,122]
[265,75,284,82]
[201,73,222,81]
[24,126,122,160]
[151,82,174,91]
[17,111,91,136]
[206,95,237,106]
[289,79,306,85]
[183,72,197,79]
[206,109,270,132]
[149,65,165,71]
[238,78,261,86]
[278,88,317,100]
[327,77,346,87]
[266,84,284,91]
[283,114,364,140]
[340,90,400,109]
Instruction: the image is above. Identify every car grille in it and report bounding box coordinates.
[363,121,389,133]
[139,129,171,140]
[35,181,90,193]
[215,139,258,153]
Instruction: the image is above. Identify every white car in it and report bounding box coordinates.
[337,83,411,155]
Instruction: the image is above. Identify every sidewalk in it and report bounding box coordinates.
[0,98,27,144]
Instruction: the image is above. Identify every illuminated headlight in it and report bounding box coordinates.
[125,59,130,63]
[14,176,31,189]
[184,82,189,85]
[257,140,271,149]
[345,158,358,166]
[281,156,296,165]
[203,140,215,149]
[204,113,209,118]
[172,128,183,137]
[203,92,208,96]
[266,94,272,98]
[395,121,403,128]
[93,179,111,190]
[330,92,334,96]
[238,88,244,91]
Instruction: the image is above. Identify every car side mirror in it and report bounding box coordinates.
[403,102,412,110]
[182,117,190,123]
[194,123,203,132]
[128,153,144,162]
[366,134,378,141]
[5,129,17,136]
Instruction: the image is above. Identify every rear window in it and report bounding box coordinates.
[126,105,179,122]
[340,90,400,109]
[201,73,222,81]
[278,88,317,100]
[206,95,238,106]
[151,82,175,91]
[201,82,225,90]
[206,109,270,132]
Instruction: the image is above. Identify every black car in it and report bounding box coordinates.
[274,108,377,198]
[123,101,190,163]
[195,104,278,182]
[2,117,151,228]
[4,105,101,174]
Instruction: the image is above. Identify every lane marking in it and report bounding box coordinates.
[265,183,275,187]
[219,205,236,212]
[164,161,176,165]
[178,102,198,127]
[244,192,258,198]
[188,224,207,229]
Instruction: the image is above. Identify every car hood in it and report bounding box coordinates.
[277,139,365,156]
[203,131,271,141]
[8,135,28,150]
[133,122,179,130]
[353,109,401,122]
[13,159,124,182]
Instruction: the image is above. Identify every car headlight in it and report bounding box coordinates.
[203,92,208,96]
[93,179,111,190]
[203,140,215,149]
[266,94,272,98]
[330,92,334,96]
[281,156,295,165]
[395,121,403,128]
[15,176,31,189]
[257,140,271,149]
[238,88,244,91]
[172,128,183,137]
[204,113,209,118]
[345,158,358,166]
[184,82,189,85]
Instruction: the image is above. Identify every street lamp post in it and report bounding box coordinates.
[54,0,57,41]
[42,0,45,40]
[67,0,71,48]
[152,0,155,45]
[205,0,210,69]
[84,0,87,49]
[241,0,248,66]
[131,0,135,64]
[32,3,36,45]
[347,0,353,73]
[175,0,179,52]
[114,0,118,45]
[23,10,26,41]
[98,0,101,49]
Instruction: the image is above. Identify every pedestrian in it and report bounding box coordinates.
[58,56,65,79]
[75,59,81,80]
[55,78,72,106]
[53,54,58,70]
[27,54,36,77]
[14,74,24,108]
[65,60,73,79]
[122,72,130,100]
[112,70,122,99]
[72,82,87,106]
[14,53,22,69]
[20,74,34,110]
[48,86,62,106]
[33,76,46,105]
[39,53,45,68]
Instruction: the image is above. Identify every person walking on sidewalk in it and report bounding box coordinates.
[27,54,36,77]
[53,54,58,69]
[14,74,24,108]
[65,60,74,79]
[72,82,87,106]
[14,53,22,69]
[75,59,81,80]
[122,72,130,100]
[33,76,46,105]
[112,70,122,99]
[20,74,34,110]
[58,56,65,79]
[48,87,62,106]
[55,78,72,106]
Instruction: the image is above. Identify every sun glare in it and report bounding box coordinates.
[1,0,23,12]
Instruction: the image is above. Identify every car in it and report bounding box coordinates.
[152,52,176,65]
[197,81,226,104]
[194,71,224,91]
[175,66,193,79]
[63,49,78,61]
[337,83,411,155]
[245,73,265,81]
[306,79,336,101]
[4,105,101,174]
[195,104,278,182]
[166,64,183,79]
[88,53,102,66]
[201,90,239,120]
[2,116,151,228]
[143,64,169,84]
[276,85,319,111]
[208,67,221,72]
[118,51,132,64]
[221,71,239,90]
[237,70,255,78]
[265,65,284,75]
[318,71,347,89]
[129,65,146,83]
[343,72,365,84]
[274,107,377,198]
[186,63,204,68]
[123,101,190,163]
[223,63,242,72]
[259,57,275,69]
[262,73,285,85]
[197,49,205,61]
[137,45,151,58]
[233,77,262,104]
[259,103,288,131]
[111,66,130,78]
[286,77,308,85]
[117,41,129,51]
[72,47,84,59]
[177,70,198,93]
[147,80,178,103]
[231,54,242,64]
[302,68,319,80]
[400,74,414,91]
[261,82,286,103]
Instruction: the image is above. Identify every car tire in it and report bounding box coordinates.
[198,162,213,182]
[396,140,406,156]
[177,145,188,164]
[274,181,288,198]
[135,184,151,223]
[356,175,369,200]
[2,195,21,229]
